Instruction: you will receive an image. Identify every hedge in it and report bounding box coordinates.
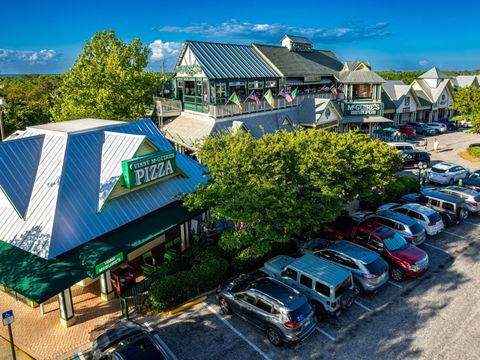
[148,248,230,312]
[467,146,480,158]
[360,175,420,210]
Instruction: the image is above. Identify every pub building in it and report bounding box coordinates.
[0,118,206,327]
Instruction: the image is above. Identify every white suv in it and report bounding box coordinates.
[386,142,415,152]
[428,162,469,185]
[384,203,444,236]
[428,122,447,133]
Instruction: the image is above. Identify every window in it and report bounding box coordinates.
[353,84,372,99]
[248,80,263,90]
[405,96,410,106]
[354,230,370,243]
[282,116,292,126]
[229,81,246,100]
[395,222,406,231]
[430,199,440,207]
[338,255,358,269]
[184,80,195,96]
[238,293,255,304]
[315,282,330,297]
[442,203,454,211]
[215,82,227,103]
[282,267,298,280]
[256,299,273,313]
[368,236,384,249]
[395,208,409,215]
[407,211,423,220]
[335,277,353,298]
[300,274,313,288]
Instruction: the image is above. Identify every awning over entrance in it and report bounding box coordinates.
[286,79,332,86]
[0,201,201,304]
[339,116,393,124]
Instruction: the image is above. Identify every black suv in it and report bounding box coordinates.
[216,272,317,346]
[400,190,469,225]
[401,150,431,168]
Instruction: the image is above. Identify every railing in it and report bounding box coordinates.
[154,97,182,118]
[208,92,334,119]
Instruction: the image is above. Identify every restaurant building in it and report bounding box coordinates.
[0,119,206,327]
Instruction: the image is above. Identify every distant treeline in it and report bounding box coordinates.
[378,70,480,85]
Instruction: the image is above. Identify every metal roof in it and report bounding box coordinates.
[0,119,206,259]
[339,69,385,84]
[184,41,279,79]
[419,67,450,79]
[281,35,312,45]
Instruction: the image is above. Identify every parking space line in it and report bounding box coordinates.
[464,220,480,226]
[388,281,403,289]
[315,327,336,341]
[422,242,450,255]
[354,300,372,312]
[442,230,466,239]
[204,303,273,360]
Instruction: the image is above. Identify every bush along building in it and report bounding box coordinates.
[0,119,207,327]
[158,35,392,154]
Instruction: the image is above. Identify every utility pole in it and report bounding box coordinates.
[0,96,6,141]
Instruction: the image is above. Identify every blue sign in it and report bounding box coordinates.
[2,310,14,326]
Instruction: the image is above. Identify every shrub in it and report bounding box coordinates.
[467,146,480,158]
[360,175,420,210]
[148,252,230,312]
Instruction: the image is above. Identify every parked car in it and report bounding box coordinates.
[399,125,416,136]
[406,122,437,135]
[427,122,447,133]
[437,186,480,213]
[216,272,316,346]
[312,241,389,294]
[462,170,480,191]
[401,150,431,168]
[460,118,473,128]
[437,119,459,131]
[369,211,426,245]
[92,323,177,360]
[400,190,469,225]
[323,217,429,282]
[386,142,415,152]
[428,162,470,185]
[262,254,355,319]
[377,203,444,236]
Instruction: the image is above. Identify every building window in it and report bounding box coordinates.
[282,116,292,126]
[184,81,195,97]
[215,82,227,104]
[405,96,410,106]
[229,81,246,100]
[265,80,278,95]
[352,84,372,99]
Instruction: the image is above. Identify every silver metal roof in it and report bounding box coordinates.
[0,119,206,259]
[185,41,279,79]
[339,69,385,84]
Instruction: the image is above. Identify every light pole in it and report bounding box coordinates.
[0,97,6,141]
[415,161,428,185]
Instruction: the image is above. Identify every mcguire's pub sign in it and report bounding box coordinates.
[122,150,176,189]
[344,102,384,116]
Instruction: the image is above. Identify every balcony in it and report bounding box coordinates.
[208,92,334,119]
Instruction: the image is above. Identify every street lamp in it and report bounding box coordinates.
[415,161,429,185]
[0,97,6,141]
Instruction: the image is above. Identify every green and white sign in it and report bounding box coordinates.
[176,64,202,76]
[95,252,124,276]
[344,102,384,116]
[122,150,176,189]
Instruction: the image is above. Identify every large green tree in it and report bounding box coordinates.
[184,129,401,262]
[52,29,161,121]
[451,87,480,133]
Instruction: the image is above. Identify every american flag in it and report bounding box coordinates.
[279,89,293,103]
[247,90,261,106]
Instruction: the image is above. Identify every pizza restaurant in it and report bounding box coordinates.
[0,118,207,327]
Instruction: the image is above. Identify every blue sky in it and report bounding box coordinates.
[1,0,479,74]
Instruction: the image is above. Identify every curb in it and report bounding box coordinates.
[159,295,208,317]
[0,334,35,359]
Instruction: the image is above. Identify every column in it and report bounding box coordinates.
[100,271,115,301]
[58,288,76,327]
[180,221,190,251]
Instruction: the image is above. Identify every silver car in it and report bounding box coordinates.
[428,162,470,185]
[387,203,444,236]
[313,241,389,294]
[428,122,447,133]
[369,211,426,245]
[438,186,480,213]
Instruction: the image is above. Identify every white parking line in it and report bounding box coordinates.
[442,230,466,239]
[388,281,403,289]
[422,242,450,255]
[464,220,480,226]
[354,300,372,312]
[315,327,336,341]
[204,303,273,360]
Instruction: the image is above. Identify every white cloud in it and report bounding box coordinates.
[419,59,429,67]
[158,19,393,44]
[148,40,183,62]
[0,48,58,64]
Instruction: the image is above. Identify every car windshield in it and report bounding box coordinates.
[364,257,387,275]
[428,213,442,222]
[383,233,409,252]
[334,276,352,298]
[118,336,165,360]
[469,173,480,180]
[410,222,423,234]
[431,167,447,173]
[288,301,312,322]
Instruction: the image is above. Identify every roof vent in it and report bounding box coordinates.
[281,35,313,52]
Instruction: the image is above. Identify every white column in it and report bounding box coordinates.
[58,288,76,327]
[180,221,190,251]
[100,271,115,301]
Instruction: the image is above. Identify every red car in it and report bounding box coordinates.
[323,217,429,282]
[399,125,416,136]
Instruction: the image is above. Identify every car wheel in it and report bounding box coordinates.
[267,327,283,347]
[353,281,362,295]
[459,209,468,222]
[341,293,355,309]
[390,266,405,282]
[312,301,326,321]
[218,297,232,315]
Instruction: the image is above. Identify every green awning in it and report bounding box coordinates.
[0,201,201,304]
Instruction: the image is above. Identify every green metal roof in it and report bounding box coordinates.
[0,201,200,304]
[253,44,343,77]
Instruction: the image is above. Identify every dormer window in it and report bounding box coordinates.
[353,84,372,99]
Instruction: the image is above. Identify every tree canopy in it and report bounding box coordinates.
[52,29,161,122]
[184,129,401,261]
[451,87,480,133]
